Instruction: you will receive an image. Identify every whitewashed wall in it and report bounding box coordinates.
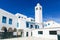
[32,28,60,40]
[0,9,18,30]
[17,18,26,29]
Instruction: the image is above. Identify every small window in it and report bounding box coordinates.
[38,31,43,34]
[2,16,7,23]
[38,26,39,29]
[30,25,33,28]
[49,31,57,35]
[36,8,38,10]
[31,19,33,21]
[35,25,37,29]
[9,18,12,25]
[40,8,41,10]
[18,16,20,18]
[48,23,50,25]
[17,23,19,27]
[26,32,28,37]
[26,22,29,28]
[22,17,23,18]
[44,24,47,26]
[35,25,39,29]
[31,32,32,36]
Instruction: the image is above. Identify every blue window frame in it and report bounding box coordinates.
[26,22,29,28]
[35,25,37,29]
[2,16,7,23]
[9,18,12,25]
[48,23,50,25]
[38,25,39,29]
[17,23,19,27]
[35,25,39,29]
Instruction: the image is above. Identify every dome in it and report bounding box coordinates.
[37,3,40,6]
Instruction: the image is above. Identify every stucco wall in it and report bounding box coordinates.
[0,9,18,30]
[32,28,60,40]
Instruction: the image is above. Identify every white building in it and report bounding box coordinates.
[0,9,18,31]
[0,3,60,40]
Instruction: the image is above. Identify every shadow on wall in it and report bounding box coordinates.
[0,26,23,39]
[1,26,17,32]
[1,26,7,32]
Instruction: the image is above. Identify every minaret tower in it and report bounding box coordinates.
[35,3,42,24]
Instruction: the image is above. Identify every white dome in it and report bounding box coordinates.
[37,3,40,6]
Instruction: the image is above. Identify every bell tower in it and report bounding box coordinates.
[35,3,42,24]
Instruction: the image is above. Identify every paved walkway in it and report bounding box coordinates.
[1,37,57,40]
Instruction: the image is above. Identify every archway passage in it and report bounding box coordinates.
[13,28,17,32]
[8,27,13,32]
[1,26,7,32]
[1,26,8,38]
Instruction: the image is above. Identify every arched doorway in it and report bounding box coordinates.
[1,26,7,32]
[13,28,17,32]
[8,27,13,32]
[8,27,13,38]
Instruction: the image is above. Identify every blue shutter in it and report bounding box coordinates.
[26,22,29,28]
[9,18,12,25]
[35,25,37,29]
[2,16,7,23]
[35,25,39,29]
[17,23,19,27]
[38,25,39,29]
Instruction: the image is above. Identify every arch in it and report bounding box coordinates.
[1,26,7,32]
[8,27,13,32]
[13,28,17,32]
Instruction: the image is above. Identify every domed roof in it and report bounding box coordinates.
[37,3,40,6]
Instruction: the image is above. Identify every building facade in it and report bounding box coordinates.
[0,9,18,32]
[0,3,60,40]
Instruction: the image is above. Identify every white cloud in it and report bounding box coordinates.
[43,17,60,23]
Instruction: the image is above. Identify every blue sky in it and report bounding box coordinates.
[0,0,60,23]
